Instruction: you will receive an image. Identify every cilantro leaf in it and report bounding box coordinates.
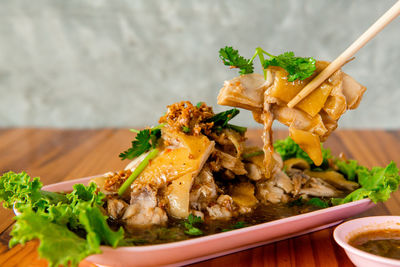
[263,52,316,82]
[119,128,161,160]
[219,46,316,81]
[183,214,203,236]
[273,137,331,169]
[219,46,254,75]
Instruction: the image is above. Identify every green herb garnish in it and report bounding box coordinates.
[219,46,316,81]
[288,197,304,207]
[196,102,204,108]
[182,126,191,133]
[222,221,248,232]
[119,124,164,160]
[206,108,246,134]
[262,51,316,81]
[307,197,329,208]
[226,124,247,134]
[208,108,240,127]
[219,46,254,75]
[183,214,203,236]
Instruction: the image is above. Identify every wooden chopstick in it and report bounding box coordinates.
[287,0,400,109]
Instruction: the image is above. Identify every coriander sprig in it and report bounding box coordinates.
[119,124,165,160]
[219,46,316,81]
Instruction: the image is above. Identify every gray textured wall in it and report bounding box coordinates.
[0,0,399,128]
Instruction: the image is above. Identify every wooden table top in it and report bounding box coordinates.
[0,128,399,267]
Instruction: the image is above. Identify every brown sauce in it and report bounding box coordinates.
[349,229,400,260]
[120,202,322,246]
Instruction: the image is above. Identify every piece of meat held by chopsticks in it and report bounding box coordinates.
[218,1,399,178]
[218,62,366,177]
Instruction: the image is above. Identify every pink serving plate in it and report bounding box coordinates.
[34,177,375,267]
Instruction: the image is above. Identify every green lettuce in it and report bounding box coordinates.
[0,171,124,267]
[336,159,369,181]
[0,171,68,210]
[332,161,400,205]
[273,137,332,169]
[10,209,99,267]
[272,138,400,205]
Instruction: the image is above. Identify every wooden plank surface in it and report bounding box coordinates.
[0,129,399,267]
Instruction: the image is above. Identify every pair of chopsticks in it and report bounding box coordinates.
[287,0,400,109]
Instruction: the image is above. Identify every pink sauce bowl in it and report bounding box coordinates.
[334,216,400,267]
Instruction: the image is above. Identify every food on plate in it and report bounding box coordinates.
[218,47,366,177]
[1,103,398,266]
[0,47,398,267]
[349,229,400,259]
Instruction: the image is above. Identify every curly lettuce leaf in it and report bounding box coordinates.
[1,171,125,267]
[273,137,332,169]
[78,201,124,248]
[336,159,369,181]
[0,171,68,210]
[332,161,400,205]
[10,208,100,267]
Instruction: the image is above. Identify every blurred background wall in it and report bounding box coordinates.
[0,0,398,128]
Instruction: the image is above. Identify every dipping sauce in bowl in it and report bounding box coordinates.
[334,216,400,267]
[348,229,400,260]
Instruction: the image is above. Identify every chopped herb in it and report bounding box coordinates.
[220,46,316,81]
[219,46,254,75]
[182,126,191,133]
[222,221,248,232]
[307,198,329,208]
[119,124,164,160]
[263,51,316,82]
[183,214,203,236]
[288,197,304,207]
[196,102,204,108]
